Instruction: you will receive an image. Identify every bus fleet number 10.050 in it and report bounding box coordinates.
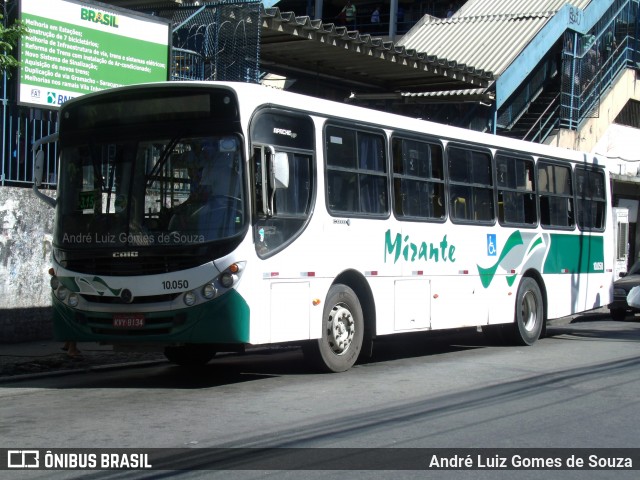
[162,280,190,290]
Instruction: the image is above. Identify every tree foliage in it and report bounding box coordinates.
[0,13,28,77]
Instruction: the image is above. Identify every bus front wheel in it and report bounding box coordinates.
[512,277,544,346]
[164,345,217,367]
[304,284,364,373]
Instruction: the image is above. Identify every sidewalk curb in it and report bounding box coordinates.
[0,359,168,384]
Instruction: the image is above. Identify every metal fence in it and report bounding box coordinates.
[1,105,58,186]
[164,0,261,83]
[1,0,261,187]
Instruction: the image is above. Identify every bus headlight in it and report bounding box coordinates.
[50,276,60,290]
[183,290,196,306]
[68,293,79,308]
[614,287,626,296]
[218,262,242,289]
[202,283,217,299]
[220,272,235,288]
[56,286,68,301]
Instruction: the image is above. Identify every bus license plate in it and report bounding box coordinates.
[113,313,145,329]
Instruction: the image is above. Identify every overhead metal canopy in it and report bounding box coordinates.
[260,8,494,93]
[102,1,494,93]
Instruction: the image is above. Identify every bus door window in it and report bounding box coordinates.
[496,152,537,226]
[538,161,575,229]
[252,145,313,257]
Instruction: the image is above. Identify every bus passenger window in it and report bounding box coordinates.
[496,153,536,226]
[391,137,444,221]
[360,175,387,213]
[450,186,470,221]
[447,145,493,224]
[327,171,356,212]
[538,161,574,229]
[326,127,356,169]
[326,125,387,217]
[576,167,606,230]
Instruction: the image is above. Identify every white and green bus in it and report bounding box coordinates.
[33,81,614,372]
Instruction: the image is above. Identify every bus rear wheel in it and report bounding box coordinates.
[304,284,364,373]
[512,277,544,346]
[164,345,217,367]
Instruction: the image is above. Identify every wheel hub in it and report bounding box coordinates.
[521,291,538,332]
[327,305,355,355]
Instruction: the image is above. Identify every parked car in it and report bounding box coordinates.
[609,261,640,320]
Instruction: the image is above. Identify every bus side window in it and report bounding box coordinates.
[538,161,574,229]
[576,167,606,230]
[325,125,387,217]
[496,152,536,226]
[447,145,493,224]
[391,136,444,221]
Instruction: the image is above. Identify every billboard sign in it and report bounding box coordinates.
[19,0,171,109]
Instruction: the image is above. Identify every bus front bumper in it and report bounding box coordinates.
[51,289,250,345]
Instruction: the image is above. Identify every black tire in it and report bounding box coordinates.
[304,284,364,373]
[164,345,217,367]
[610,309,627,321]
[511,277,544,346]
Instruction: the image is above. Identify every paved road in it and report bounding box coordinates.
[1,318,639,479]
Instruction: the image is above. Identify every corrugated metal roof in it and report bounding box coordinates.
[456,0,592,17]
[349,88,492,102]
[400,0,593,78]
[260,8,493,92]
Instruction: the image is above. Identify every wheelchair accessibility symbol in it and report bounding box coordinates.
[487,234,497,256]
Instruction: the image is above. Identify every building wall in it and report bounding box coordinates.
[549,69,640,153]
[0,186,56,342]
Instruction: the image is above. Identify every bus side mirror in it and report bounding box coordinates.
[270,152,289,190]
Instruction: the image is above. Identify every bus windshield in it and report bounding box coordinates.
[55,135,245,249]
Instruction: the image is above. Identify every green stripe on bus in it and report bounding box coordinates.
[543,233,605,274]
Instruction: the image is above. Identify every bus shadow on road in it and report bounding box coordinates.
[0,331,493,389]
[545,319,640,343]
[11,321,636,389]
[367,329,489,363]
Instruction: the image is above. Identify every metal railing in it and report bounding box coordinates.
[560,0,639,130]
[522,92,561,143]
